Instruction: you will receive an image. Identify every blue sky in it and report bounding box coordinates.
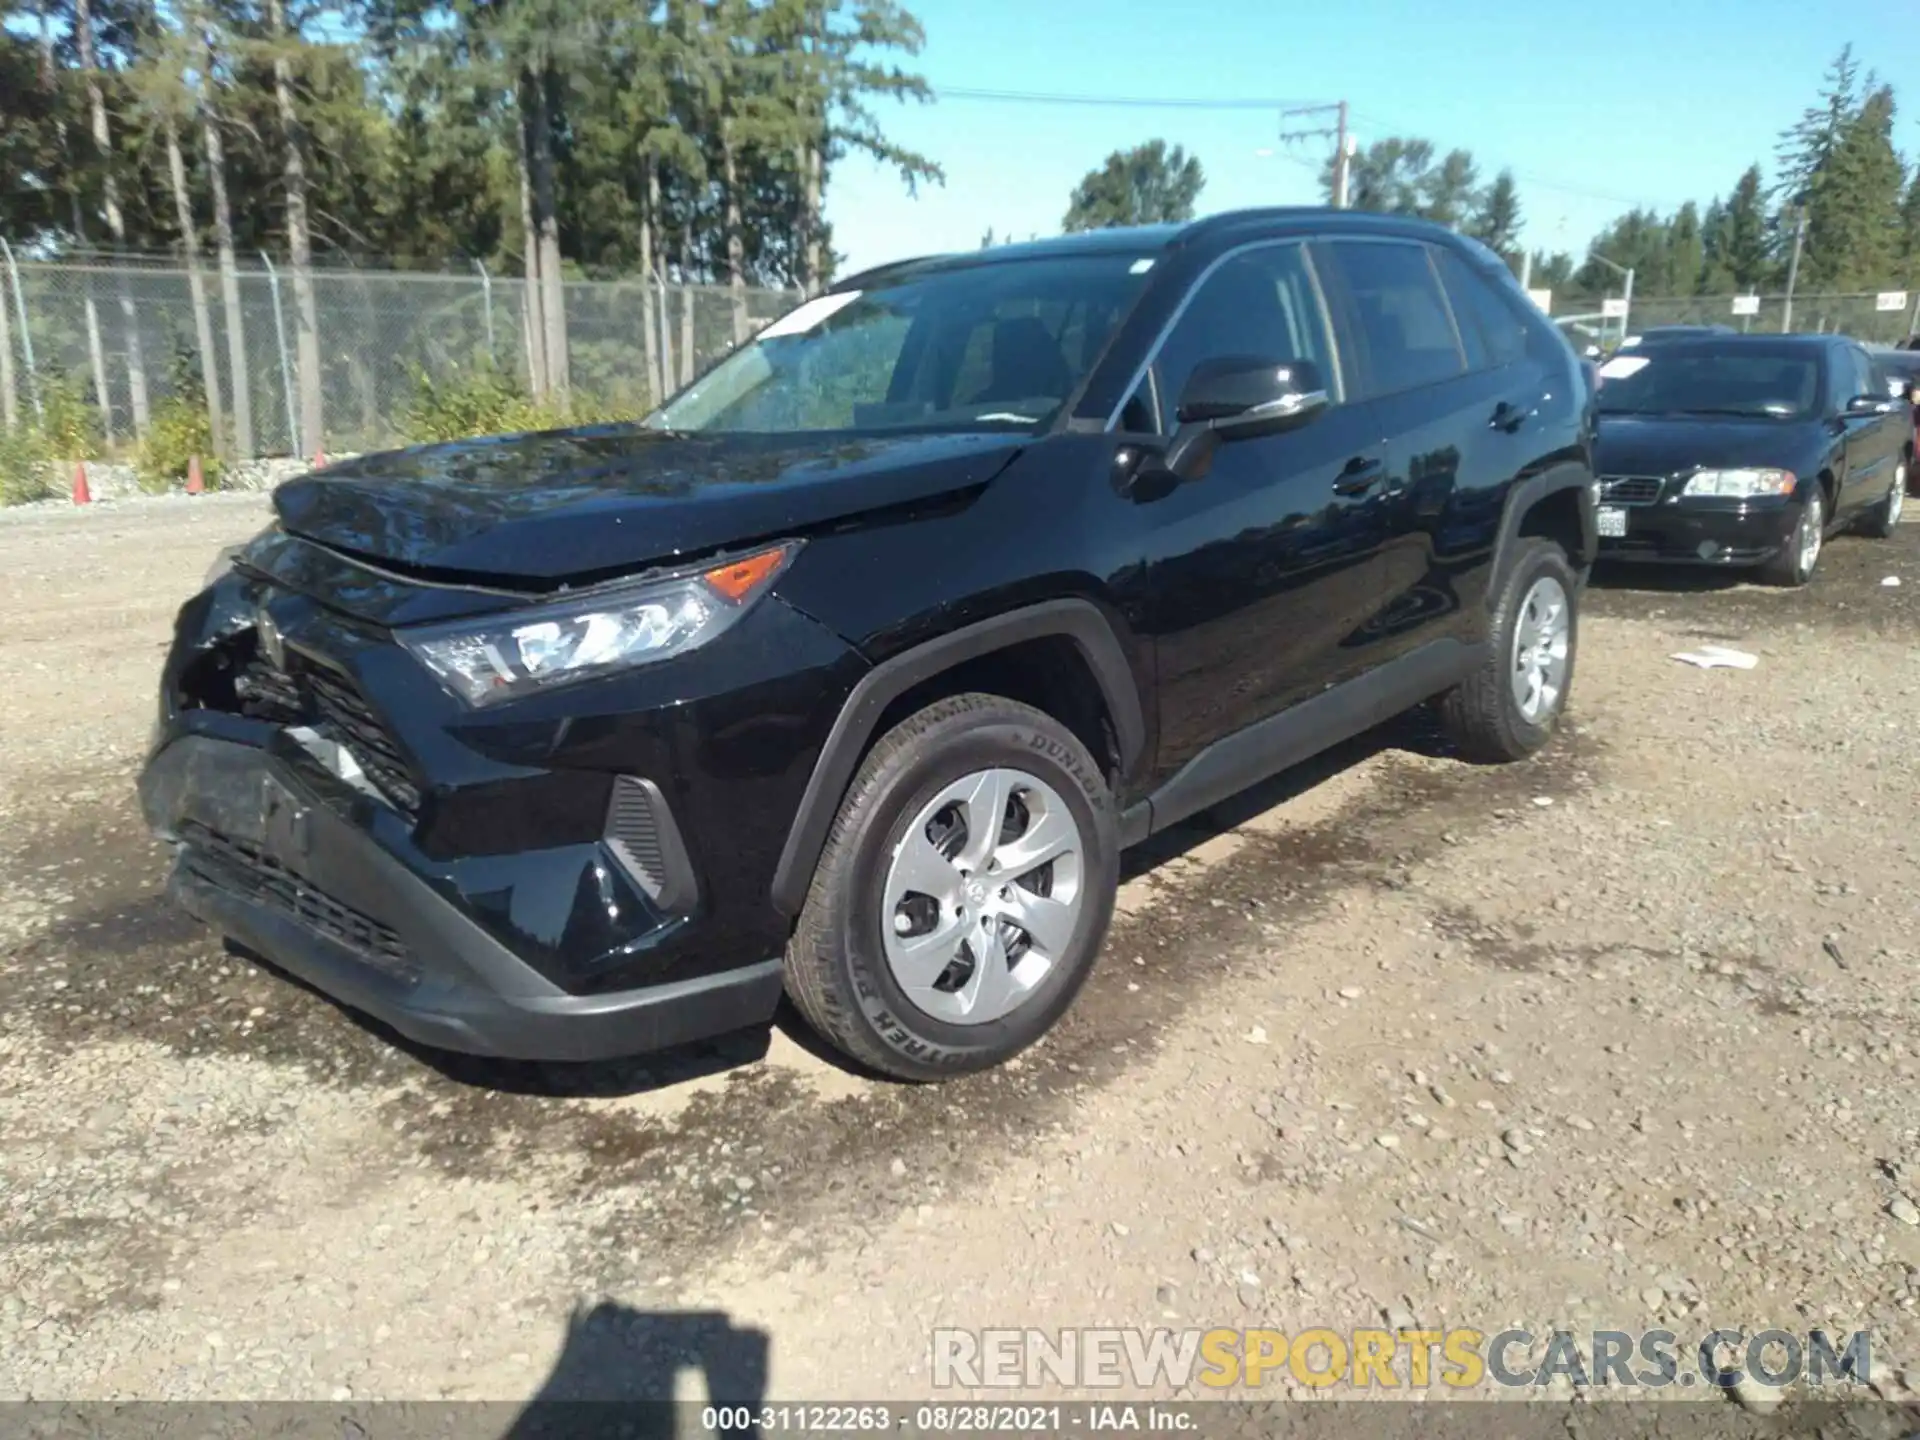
[824,0,1920,277]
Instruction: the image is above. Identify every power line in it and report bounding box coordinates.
[1344,107,1672,212]
[934,86,1320,112]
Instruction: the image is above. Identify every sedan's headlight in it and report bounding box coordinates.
[401,541,798,707]
[1682,468,1796,499]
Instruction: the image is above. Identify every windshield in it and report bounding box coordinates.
[1596,350,1820,419]
[645,254,1155,436]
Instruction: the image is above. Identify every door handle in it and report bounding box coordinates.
[1490,399,1533,433]
[1332,456,1384,496]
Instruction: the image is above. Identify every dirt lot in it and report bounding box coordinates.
[4,494,1920,1409]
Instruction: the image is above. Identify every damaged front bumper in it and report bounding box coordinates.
[139,733,785,1061]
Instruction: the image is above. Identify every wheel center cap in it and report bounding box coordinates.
[965,881,987,905]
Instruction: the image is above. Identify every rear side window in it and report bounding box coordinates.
[1433,247,1528,371]
[1321,240,1466,398]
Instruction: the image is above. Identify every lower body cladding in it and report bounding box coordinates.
[139,734,786,1061]
[1594,496,1802,567]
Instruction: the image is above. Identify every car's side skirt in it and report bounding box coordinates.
[1120,637,1484,845]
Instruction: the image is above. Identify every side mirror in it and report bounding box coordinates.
[1847,393,1896,416]
[1151,357,1329,484]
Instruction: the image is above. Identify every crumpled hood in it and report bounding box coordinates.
[1594,413,1823,479]
[270,425,1026,584]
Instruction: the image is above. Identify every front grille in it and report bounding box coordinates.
[1600,475,1666,507]
[179,821,418,984]
[298,663,422,812]
[224,650,419,814]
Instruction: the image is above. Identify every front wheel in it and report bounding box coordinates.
[1864,461,1907,539]
[783,693,1119,1082]
[1437,536,1578,764]
[1759,488,1825,586]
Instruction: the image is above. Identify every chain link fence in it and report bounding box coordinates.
[1547,291,1920,348]
[0,249,798,458]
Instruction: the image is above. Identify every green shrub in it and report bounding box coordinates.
[0,425,56,505]
[0,374,103,505]
[399,360,636,446]
[135,352,223,494]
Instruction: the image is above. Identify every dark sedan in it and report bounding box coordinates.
[1593,334,1910,585]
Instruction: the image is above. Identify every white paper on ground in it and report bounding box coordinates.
[1671,645,1759,670]
[1884,576,1903,587]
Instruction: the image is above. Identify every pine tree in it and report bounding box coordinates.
[1467,170,1522,258]
[1062,140,1204,232]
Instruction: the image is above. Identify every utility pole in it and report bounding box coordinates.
[1278,101,1352,208]
[1781,206,1807,334]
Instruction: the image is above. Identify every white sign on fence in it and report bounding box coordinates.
[1731,295,1761,316]
[1526,288,1553,312]
[1877,291,1909,312]
[1600,298,1629,319]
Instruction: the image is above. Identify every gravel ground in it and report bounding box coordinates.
[4,499,1920,1415]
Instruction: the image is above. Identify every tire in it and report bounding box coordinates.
[782,693,1119,1082]
[1864,461,1907,539]
[1437,536,1578,764]
[1758,487,1826,586]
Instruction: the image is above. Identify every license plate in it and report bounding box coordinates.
[1597,506,1628,538]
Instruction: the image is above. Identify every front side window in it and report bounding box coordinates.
[1321,240,1467,398]
[1121,243,1335,434]
[1596,349,1819,419]
[1844,348,1878,402]
[647,254,1154,436]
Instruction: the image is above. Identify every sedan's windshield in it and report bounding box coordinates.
[645,254,1156,436]
[1597,350,1820,419]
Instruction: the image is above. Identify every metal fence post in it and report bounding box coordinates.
[1,238,43,425]
[260,251,301,457]
[473,258,495,361]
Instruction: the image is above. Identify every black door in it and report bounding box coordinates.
[1838,343,1899,517]
[1117,241,1389,787]
[1312,237,1495,684]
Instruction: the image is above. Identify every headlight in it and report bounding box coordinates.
[1682,468,1796,499]
[401,541,798,707]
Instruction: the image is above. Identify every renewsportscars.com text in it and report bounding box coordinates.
[932,1327,1872,1391]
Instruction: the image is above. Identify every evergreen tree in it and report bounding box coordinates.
[1062,140,1204,232]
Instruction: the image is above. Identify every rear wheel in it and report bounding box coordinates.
[1437,536,1578,763]
[783,693,1118,1081]
[1760,488,1825,586]
[1864,462,1907,538]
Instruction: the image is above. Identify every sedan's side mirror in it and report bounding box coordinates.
[1847,393,1897,416]
[1154,357,1330,482]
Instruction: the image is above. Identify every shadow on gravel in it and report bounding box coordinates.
[502,1302,768,1427]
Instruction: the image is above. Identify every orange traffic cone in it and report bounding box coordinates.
[186,455,205,495]
[71,461,91,506]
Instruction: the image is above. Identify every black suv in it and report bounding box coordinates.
[140,210,1596,1082]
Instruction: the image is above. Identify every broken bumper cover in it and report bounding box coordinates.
[138,734,784,1062]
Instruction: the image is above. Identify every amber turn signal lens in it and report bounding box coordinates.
[703,544,792,603]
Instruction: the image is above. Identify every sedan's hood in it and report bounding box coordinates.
[1594,413,1821,477]
[270,426,1025,584]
